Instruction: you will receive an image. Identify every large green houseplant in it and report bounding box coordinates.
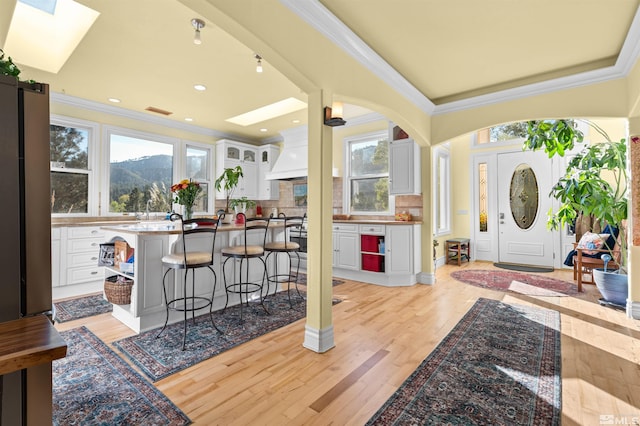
[214,166,243,214]
[523,119,628,302]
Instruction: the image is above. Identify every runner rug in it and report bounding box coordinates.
[366,298,561,425]
[114,290,341,382]
[451,269,578,296]
[54,327,190,425]
[54,293,112,323]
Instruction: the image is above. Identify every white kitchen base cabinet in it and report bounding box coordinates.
[332,223,421,286]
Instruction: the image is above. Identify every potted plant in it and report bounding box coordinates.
[523,119,628,304]
[230,196,256,224]
[214,166,243,221]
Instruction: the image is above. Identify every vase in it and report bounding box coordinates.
[183,205,193,220]
[593,268,628,306]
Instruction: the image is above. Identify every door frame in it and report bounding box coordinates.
[470,147,571,269]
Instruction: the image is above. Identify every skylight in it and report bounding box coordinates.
[4,0,99,73]
[226,98,307,126]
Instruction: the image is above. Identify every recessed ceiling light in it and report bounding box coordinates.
[260,128,267,132]
[194,84,206,91]
[108,97,120,103]
[292,119,300,124]
[226,97,307,126]
[185,117,193,122]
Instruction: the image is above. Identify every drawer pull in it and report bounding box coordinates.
[91,271,98,275]
[91,257,97,260]
[91,242,97,246]
[91,230,98,234]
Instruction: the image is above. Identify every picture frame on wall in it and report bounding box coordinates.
[293,183,307,207]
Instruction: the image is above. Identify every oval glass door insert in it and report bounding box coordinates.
[509,163,539,230]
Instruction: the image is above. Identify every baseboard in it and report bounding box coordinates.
[303,324,335,353]
[417,272,435,285]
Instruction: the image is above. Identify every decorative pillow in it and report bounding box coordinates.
[577,232,609,255]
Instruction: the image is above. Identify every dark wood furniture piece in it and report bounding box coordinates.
[0,315,67,424]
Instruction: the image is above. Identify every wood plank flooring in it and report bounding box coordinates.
[54,262,640,425]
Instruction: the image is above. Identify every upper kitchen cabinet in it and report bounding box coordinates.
[215,140,258,200]
[258,145,280,200]
[389,138,421,195]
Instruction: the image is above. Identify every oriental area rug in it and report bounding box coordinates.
[366,298,561,425]
[54,293,113,323]
[114,291,341,382]
[296,272,345,287]
[451,269,579,296]
[53,327,190,426]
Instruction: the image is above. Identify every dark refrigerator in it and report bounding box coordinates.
[0,74,54,425]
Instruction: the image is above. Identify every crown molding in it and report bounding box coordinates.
[279,0,435,115]
[50,91,257,144]
[282,0,640,117]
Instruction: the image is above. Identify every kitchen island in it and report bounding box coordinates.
[101,221,288,333]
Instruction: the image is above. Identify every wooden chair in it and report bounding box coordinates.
[573,242,621,292]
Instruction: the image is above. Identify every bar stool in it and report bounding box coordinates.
[264,213,306,307]
[221,213,270,321]
[157,213,223,350]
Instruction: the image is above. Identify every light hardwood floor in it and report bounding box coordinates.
[54,262,640,425]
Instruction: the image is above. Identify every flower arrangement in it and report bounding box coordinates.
[170,179,202,219]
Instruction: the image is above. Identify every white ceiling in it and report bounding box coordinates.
[2,0,639,142]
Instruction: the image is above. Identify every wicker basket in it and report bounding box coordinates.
[104,275,133,305]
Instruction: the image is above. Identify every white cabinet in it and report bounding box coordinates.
[385,225,413,275]
[333,222,421,286]
[389,138,421,195]
[216,140,258,200]
[258,145,280,200]
[51,227,61,287]
[332,223,359,270]
[64,226,105,286]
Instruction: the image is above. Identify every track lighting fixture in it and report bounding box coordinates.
[255,54,263,73]
[191,18,205,45]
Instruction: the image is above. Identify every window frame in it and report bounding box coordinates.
[181,140,214,214]
[343,130,395,216]
[432,143,451,236]
[50,115,99,217]
[101,125,179,216]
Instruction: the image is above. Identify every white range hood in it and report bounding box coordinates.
[265,125,338,180]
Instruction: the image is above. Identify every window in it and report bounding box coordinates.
[105,127,176,215]
[345,132,392,214]
[185,143,212,213]
[50,116,97,215]
[433,144,451,235]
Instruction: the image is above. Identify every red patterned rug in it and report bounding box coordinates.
[366,298,561,425]
[451,269,578,296]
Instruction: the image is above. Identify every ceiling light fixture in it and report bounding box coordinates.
[108,97,120,103]
[194,84,206,91]
[191,18,205,45]
[324,101,346,127]
[255,54,263,73]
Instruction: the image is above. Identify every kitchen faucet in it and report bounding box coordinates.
[145,199,153,221]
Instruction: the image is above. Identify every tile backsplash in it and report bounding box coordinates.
[216,177,423,221]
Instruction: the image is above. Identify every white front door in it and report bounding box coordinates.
[497,151,554,267]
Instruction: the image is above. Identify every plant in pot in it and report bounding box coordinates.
[523,119,628,305]
[214,166,243,223]
[229,196,256,224]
